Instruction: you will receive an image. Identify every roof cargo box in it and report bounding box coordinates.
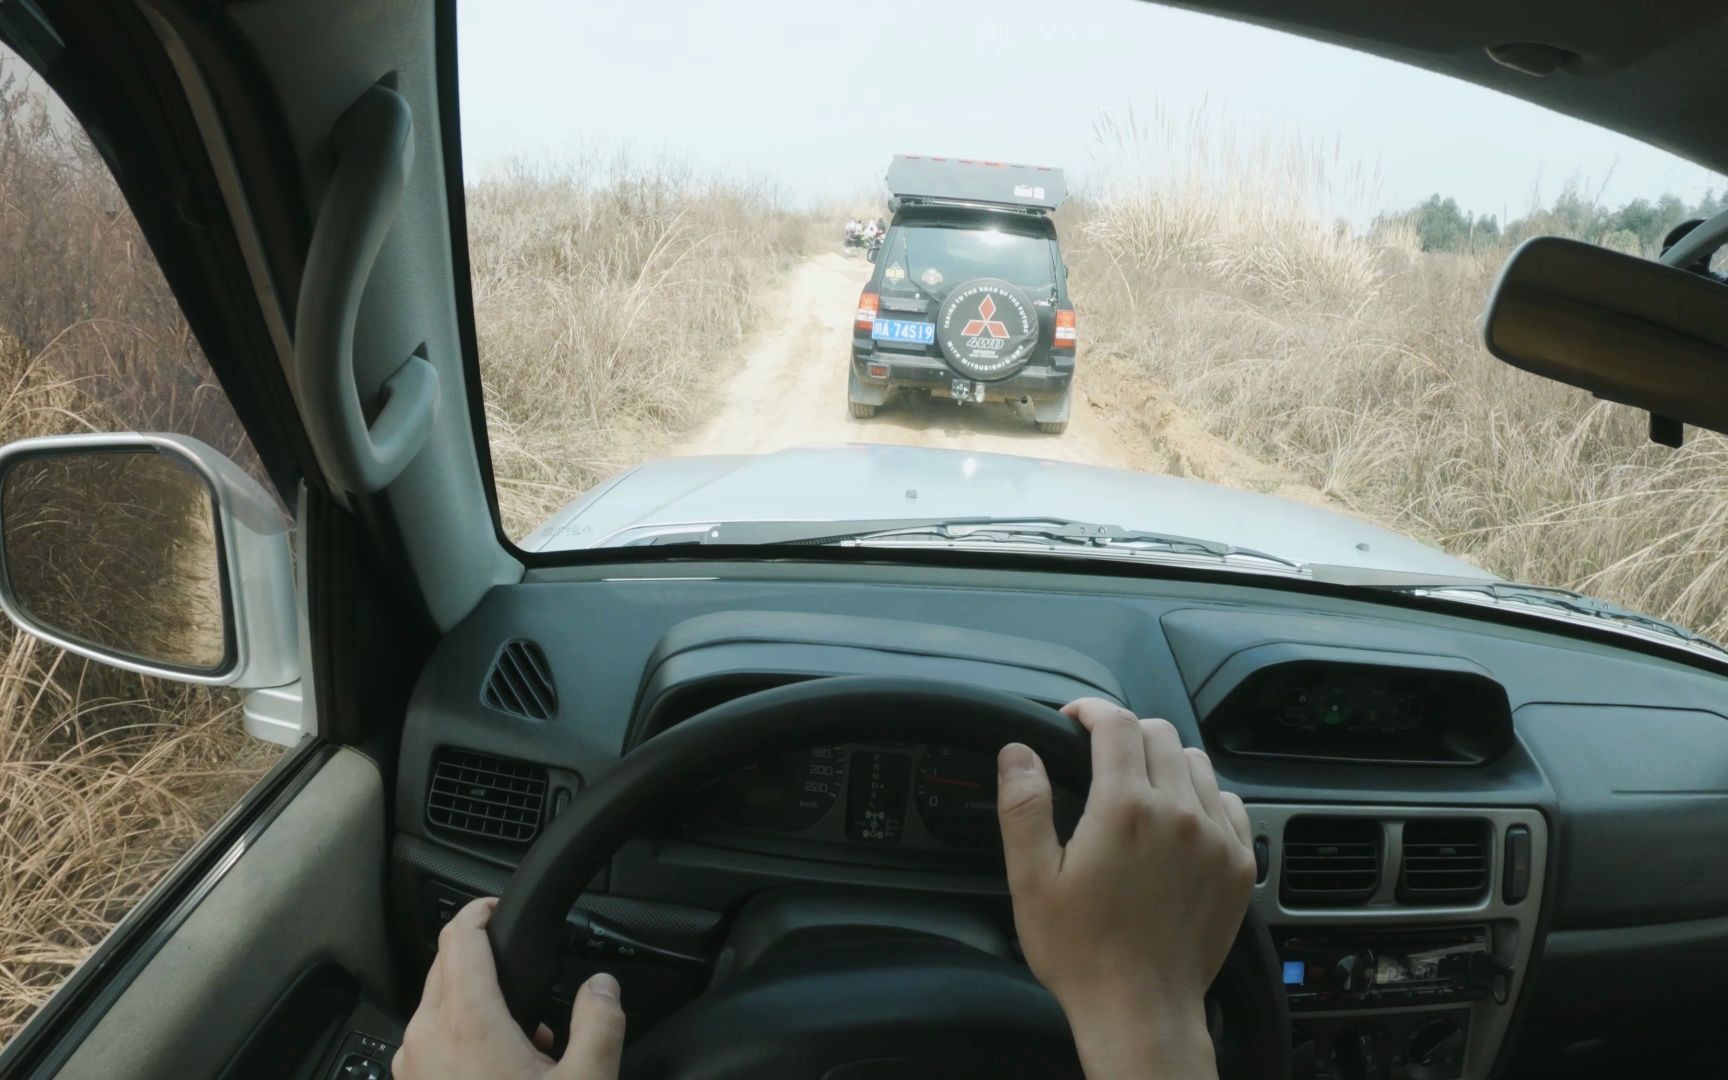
[885,155,1067,213]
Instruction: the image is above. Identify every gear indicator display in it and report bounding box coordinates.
[845,750,911,844]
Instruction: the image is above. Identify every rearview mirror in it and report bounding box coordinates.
[1482,236,1728,441]
[0,433,297,690]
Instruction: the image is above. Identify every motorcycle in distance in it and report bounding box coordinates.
[844,218,885,256]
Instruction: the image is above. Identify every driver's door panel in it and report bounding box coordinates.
[56,749,392,1080]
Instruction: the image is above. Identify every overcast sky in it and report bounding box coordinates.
[457,0,1721,221]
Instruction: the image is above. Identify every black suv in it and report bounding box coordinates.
[849,156,1076,433]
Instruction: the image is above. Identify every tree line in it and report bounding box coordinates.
[1377,186,1726,256]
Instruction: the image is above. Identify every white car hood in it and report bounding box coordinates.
[524,443,1487,580]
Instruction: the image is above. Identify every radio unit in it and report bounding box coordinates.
[1275,925,1494,1011]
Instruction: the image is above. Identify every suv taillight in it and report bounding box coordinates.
[855,291,879,333]
[1054,308,1077,351]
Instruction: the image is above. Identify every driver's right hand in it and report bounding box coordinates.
[997,698,1256,1080]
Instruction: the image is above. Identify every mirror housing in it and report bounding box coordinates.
[1482,236,1728,441]
[0,433,297,691]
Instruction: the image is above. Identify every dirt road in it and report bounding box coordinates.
[675,251,1134,464]
[674,251,1331,507]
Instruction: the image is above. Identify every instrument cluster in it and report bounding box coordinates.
[694,742,1075,852]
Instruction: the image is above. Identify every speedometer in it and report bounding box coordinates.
[708,746,847,832]
[914,746,1001,849]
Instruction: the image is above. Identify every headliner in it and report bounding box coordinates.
[1151,1,1728,177]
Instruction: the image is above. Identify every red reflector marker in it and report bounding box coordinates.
[856,291,879,333]
[1054,308,1077,348]
[867,364,889,379]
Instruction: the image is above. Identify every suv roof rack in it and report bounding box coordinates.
[885,155,1067,214]
[887,196,1049,218]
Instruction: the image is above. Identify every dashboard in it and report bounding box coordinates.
[390,558,1728,1080]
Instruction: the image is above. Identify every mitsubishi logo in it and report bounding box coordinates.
[960,295,1009,338]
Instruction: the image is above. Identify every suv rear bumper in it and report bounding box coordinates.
[849,351,1073,407]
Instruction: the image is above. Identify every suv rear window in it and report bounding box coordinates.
[887,224,1055,292]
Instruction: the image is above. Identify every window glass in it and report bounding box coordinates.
[0,56,282,1044]
[887,224,1056,292]
[460,0,1728,648]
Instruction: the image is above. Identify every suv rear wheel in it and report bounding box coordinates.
[1037,416,1067,435]
[849,401,878,419]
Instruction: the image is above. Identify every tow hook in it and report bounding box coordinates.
[950,378,986,405]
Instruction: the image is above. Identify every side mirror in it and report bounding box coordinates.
[0,433,297,692]
[867,247,878,264]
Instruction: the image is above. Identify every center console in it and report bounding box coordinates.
[1247,804,1547,1080]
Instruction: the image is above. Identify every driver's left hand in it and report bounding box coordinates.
[393,897,625,1080]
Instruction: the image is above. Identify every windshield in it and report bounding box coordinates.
[457,1,1728,647]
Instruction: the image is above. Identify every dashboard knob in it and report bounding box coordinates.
[1332,950,1374,993]
[1405,1017,1467,1080]
[1330,1024,1387,1080]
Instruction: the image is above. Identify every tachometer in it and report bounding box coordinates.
[708,746,846,832]
[915,746,1001,849]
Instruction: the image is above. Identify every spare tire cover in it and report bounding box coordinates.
[936,277,1040,381]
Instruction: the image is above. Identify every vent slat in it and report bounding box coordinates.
[426,749,548,843]
[1397,819,1490,903]
[503,648,555,713]
[1281,818,1381,907]
[482,640,557,721]
[426,801,538,828]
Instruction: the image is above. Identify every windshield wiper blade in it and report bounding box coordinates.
[885,521,1305,569]
[1382,581,1725,652]
[681,517,1304,569]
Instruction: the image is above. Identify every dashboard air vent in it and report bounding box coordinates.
[1281,817,1381,906]
[427,749,547,843]
[482,640,556,720]
[1398,818,1490,904]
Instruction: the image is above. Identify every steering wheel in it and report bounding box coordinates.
[488,676,1288,1080]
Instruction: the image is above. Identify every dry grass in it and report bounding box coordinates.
[0,74,252,465]
[467,160,816,536]
[0,636,276,1036]
[1069,118,1728,640]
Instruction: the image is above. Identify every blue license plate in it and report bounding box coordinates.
[871,318,935,344]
